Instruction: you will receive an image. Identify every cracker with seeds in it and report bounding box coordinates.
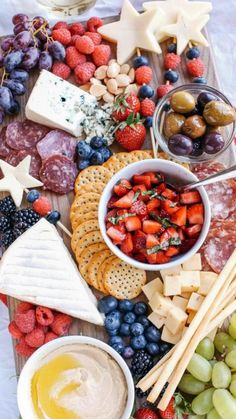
[70,202,99,223]
[77,243,108,285]
[76,166,112,187]
[87,250,113,291]
[97,255,117,294]
[76,230,104,257]
[75,181,106,196]
[71,211,98,231]
[71,219,99,253]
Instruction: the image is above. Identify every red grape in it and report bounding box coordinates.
[12,13,28,25]
[36,28,51,43]
[20,47,40,70]
[0,51,4,68]
[3,80,26,96]
[7,99,20,115]
[0,87,14,112]
[13,22,30,35]
[1,36,14,51]
[33,16,48,30]
[38,51,53,71]
[0,109,5,124]
[3,50,24,72]
[13,31,32,49]
[10,69,29,82]
[48,41,65,61]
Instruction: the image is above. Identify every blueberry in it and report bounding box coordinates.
[123,312,136,324]
[186,47,200,60]
[120,323,131,336]
[144,116,153,128]
[123,346,135,359]
[105,310,122,330]
[107,328,119,337]
[26,189,40,203]
[98,296,118,314]
[164,70,179,83]
[193,76,207,84]
[108,335,123,345]
[137,315,150,329]
[134,302,148,316]
[130,322,144,337]
[46,210,61,224]
[90,151,104,165]
[133,55,149,68]
[146,342,160,356]
[99,147,112,162]
[90,136,105,149]
[159,342,171,355]
[109,336,125,355]
[139,85,154,99]
[145,326,161,343]
[130,335,147,350]
[77,159,90,170]
[118,299,134,312]
[167,43,177,53]
[76,141,93,159]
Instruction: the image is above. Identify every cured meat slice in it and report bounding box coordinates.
[39,155,78,194]
[191,161,225,180]
[6,120,49,150]
[199,245,213,271]
[36,129,77,161]
[5,149,42,179]
[0,127,12,157]
[204,235,236,273]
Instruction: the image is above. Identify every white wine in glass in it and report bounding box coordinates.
[37,0,96,17]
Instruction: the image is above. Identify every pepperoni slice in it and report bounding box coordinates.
[0,127,12,157]
[5,149,42,179]
[204,235,236,273]
[6,120,49,150]
[39,155,78,194]
[191,161,225,180]
[37,129,77,161]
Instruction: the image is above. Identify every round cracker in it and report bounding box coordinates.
[71,193,100,216]
[76,165,112,186]
[77,243,108,285]
[97,255,117,294]
[132,150,153,160]
[75,181,106,196]
[158,151,189,169]
[76,230,104,257]
[87,250,113,291]
[104,259,146,299]
[70,202,99,223]
[71,211,98,231]
[103,154,127,174]
[71,219,99,253]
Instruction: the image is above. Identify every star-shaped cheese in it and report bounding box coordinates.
[0,156,42,207]
[161,12,209,55]
[98,0,162,64]
[143,0,212,41]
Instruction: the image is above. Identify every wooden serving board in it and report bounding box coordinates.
[1,15,222,377]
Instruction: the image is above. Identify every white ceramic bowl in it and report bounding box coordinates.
[17,336,135,419]
[99,159,211,271]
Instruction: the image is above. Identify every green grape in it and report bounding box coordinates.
[187,353,212,382]
[192,388,215,415]
[228,324,236,340]
[196,337,215,360]
[226,350,236,369]
[229,379,236,397]
[178,373,206,395]
[230,313,236,329]
[213,389,236,418]
[206,408,221,419]
[188,416,206,419]
[214,332,236,353]
[209,359,217,368]
[212,361,231,388]
[231,373,236,381]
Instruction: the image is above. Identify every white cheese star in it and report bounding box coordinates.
[98,0,162,65]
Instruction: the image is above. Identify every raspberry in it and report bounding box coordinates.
[8,320,24,339]
[53,21,69,31]
[140,98,155,117]
[52,28,72,46]
[164,52,181,70]
[32,196,52,216]
[69,34,80,46]
[37,325,49,334]
[15,338,36,357]
[135,65,153,85]
[52,61,71,80]
[156,84,173,98]
[69,22,85,36]
[92,44,111,66]
[86,16,103,32]
[0,293,7,305]
[84,31,102,45]
[66,46,85,69]
[25,328,45,348]
[187,58,205,77]
[74,62,96,84]
[51,313,72,336]
[15,310,36,333]
[16,302,34,314]
[36,306,54,326]
[75,35,95,54]
[45,332,58,343]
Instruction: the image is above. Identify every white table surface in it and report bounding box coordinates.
[0,1,235,417]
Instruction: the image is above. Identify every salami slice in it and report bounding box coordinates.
[5,149,42,179]
[199,245,213,271]
[191,161,225,180]
[37,129,77,161]
[39,155,78,194]
[0,127,12,157]
[6,120,49,150]
[204,235,236,273]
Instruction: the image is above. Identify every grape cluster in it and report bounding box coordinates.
[0,13,65,123]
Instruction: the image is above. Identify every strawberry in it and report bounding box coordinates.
[187,58,205,77]
[107,226,126,244]
[134,252,146,262]
[120,233,133,254]
[143,171,164,185]
[36,306,54,326]
[177,228,185,241]
[146,234,159,248]
[92,44,111,66]
[131,200,147,216]
[52,62,71,80]
[133,175,151,189]
[32,196,52,216]
[107,195,117,208]
[165,246,180,257]
[187,203,204,224]
[180,191,201,204]
[115,113,146,151]
[161,200,179,216]
[114,190,135,209]
[166,227,179,238]
[52,28,72,45]
[185,223,202,238]
[86,16,103,32]
[143,220,162,234]
[156,183,166,194]
[164,53,181,70]
[51,313,72,336]
[133,230,147,251]
[112,94,140,122]
[75,35,95,54]
[133,184,148,201]
[156,84,173,99]
[135,65,153,84]
[125,216,141,231]
[146,253,157,264]
[0,293,7,305]
[156,251,170,264]
[147,198,161,213]
[159,393,192,419]
[140,98,156,117]
[179,238,197,254]
[8,320,24,339]
[159,230,170,245]
[135,407,159,419]
[170,206,187,226]
[162,188,178,201]
[25,328,45,348]
[114,179,132,196]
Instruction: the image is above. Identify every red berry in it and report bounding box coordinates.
[84,31,102,45]
[92,44,111,66]
[36,306,54,326]
[66,46,86,69]
[8,320,24,339]
[74,62,96,84]
[135,407,159,419]
[135,66,153,85]
[15,337,36,357]
[15,309,36,334]
[32,196,52,216]
[25,328,45,348]
[75,35,95,54]
[16,302,34,314]
[69,22,85,36]
[37,325,49,334]
[164,52,181,70]
[51,313,72,336]
[45,332,58,343]
[53,21,69,31]
[86,16,103,32]
[52,28,71,46]
[156,84,173,98]
[187,58,205,77]
[69,34,80,46]
[140,98,155,117]
[0,293,7,305]
[52,61,71,80]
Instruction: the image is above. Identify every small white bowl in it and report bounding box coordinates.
[99,159,211,271]
[17,336,135,419]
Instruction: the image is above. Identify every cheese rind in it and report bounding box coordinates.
[142,277,163,300]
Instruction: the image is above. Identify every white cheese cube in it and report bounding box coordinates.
[180,271,200,292]
[182,253,202,271]
[198,272,218,296]
[163,275,181,297]
[161,325,182,344]
[186,293,204,312]
[148,312,166,329]
[172,296,188,312]
[165,307,188,335]
[187,311,196,325]
[149,292,173,317]
[142,277,163,300]
[160,265,182,279]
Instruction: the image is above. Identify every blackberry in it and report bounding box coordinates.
[0,216,11,232]
[135,387,149,399]
[11,208,40,232]
[2,229,15,247]
[131,350,153,377]
[0,196,16,216]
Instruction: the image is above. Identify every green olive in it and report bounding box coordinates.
[164,112,186,139]
[203,101,236,126]
[182,115,207,139]
[207,125,224,134]
[170,91,196,114]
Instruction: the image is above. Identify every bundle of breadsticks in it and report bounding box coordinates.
[137,249,236,411]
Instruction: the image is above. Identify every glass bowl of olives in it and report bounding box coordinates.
[153,84,236,163]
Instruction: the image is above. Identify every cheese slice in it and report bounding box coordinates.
[0,219,104,325]
[26,70,97,137]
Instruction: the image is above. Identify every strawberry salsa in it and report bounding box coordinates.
[105,172,204,264]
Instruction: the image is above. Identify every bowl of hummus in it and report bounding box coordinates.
[17,336,135,419]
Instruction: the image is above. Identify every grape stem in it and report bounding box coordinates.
[0,69,6,87]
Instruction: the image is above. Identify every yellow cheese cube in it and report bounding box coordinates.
[149,292,172,317]
[180,271,200,292]
[187,311,196,325]
[182,253,202,271]
[161,325,182,344]
[160,265,182,279]
[163,275,181,297]
[165,307,188,335]
[181,292,192,299]
[142,277,163,300]
[148,312,166,329]
[172,296,188,311]
[198,272,218,296]
[186,292,204,312]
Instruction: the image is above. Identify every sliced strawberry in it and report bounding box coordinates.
[165,246,180,257]
[107,195,117,208]
[185,224,202,238]
[156,183,166,194]
[121,233,133,254]
[177,228,185,241]
[143,171,164,185]
[147,198,161,213]
[143,220,162,234]
[133,230,147,251]
[179,238,196,254]
[134,253,147,262]
[187,203,204,224]
[114,179,132,197]
[162,187,178,201]
[146,253,157,264]
[159,230,170,246]
[166,227,179,238]
[133,184,149,202]
[105,209,117,222]
[133,174,151,189]
[107,226,126,244]
[156,251,170,264]
[170,206,187,226]
[125,216,141,231]
[106,221,113,229]
[114,190,134,208]
[146,234,159,248]
[130,200,147,216]
[180,190,201,204]
[161,199,179,215]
